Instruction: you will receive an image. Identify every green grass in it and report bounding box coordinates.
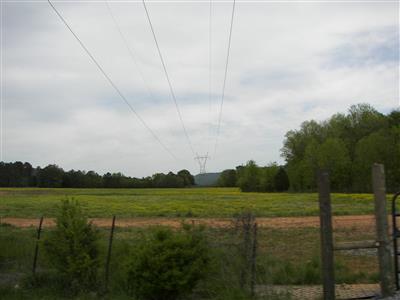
[0,223,378,299]
[0,187,392,218]
[0,188,384,299]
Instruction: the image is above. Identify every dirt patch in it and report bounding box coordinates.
[0,215,377,230]
[257,283,380,299]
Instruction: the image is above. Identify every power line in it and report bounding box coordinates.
[105,0,158,104]
[47,0,177,161]
[214,0,236,156]
[0,0,3,162]
[142,0,196,157]
[206,0,213,155]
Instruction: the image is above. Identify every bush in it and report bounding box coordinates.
[43,199,100,294]
[125,225,209,300]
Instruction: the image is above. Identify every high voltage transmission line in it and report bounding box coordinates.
[47,0,178,161]
[47,0,236,172]
[105,0,158,106]
[213,0,236,157]
[205,0,213,169]
[142,0,196,158]
[0,0,3,161]
[201,0,215,174]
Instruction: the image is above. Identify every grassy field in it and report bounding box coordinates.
[0,188,382,299]
[0,187,393,218]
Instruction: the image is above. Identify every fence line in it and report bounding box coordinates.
[32,216,43,276]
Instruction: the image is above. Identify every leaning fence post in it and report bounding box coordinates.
[105,215,116,291]
[318,171,335,300]
[32,216,44,276]
[250,222,258,298]
[372,163,395,297]
[239,213,253,289]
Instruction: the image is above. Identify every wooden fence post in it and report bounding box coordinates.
[372,163,395,297]
[240,218,249,289]
[318,171,335,300]
[32,216,44,275]
[250,222,258,298]
[105,215,116,292]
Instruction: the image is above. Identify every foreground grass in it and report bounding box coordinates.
[0,187,391,218]
[0,222,378,299]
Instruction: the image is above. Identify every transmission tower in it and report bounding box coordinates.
[194,153,210,174]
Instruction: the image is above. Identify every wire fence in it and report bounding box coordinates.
[0,210,383,300]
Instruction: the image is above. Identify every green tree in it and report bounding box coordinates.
[274,167,290,192]
[302,138,351,191]
[286,162,301,191]
[177,169,195,186]
[217,169,237,187]
[353,129,400,192]
[0,161,34,187]
[164,172,185,188]
[317,138,351,191]
[235,165,245,184]
[281,121,323,164]
[282,104,397,192]
[238,161,260,192]
[37,164,64,187]
[259,163,279,192]
[346,103,388,159]
[388,109,400,127]
[85,170,103,188]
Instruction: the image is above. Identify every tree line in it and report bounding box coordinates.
[219,104,399,193]
[218,163,290,192]
[0,162,194,188]
[1,103,398,192]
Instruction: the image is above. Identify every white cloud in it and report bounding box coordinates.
[2,1,399,176]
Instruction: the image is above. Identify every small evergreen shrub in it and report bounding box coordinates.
[43,199,100,293]
[126,225,209,300]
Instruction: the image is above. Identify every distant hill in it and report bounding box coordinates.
[194,172,221,186]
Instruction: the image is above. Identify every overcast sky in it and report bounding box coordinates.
[1,0,399,177]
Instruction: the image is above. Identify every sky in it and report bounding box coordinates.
[1,0,399,177]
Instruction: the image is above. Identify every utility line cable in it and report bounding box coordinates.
[0,0,3,162]
[142,0,196,157]
[214,0,236,156]
[47,0,177,161]
[105,0,158,103]
[206,0,213,156]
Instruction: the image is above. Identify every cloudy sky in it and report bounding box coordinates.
[1,0,399,177]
